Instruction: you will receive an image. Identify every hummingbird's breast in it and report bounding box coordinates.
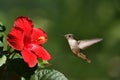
[68,39,78,49]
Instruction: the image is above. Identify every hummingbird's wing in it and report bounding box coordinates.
[78,38,103,50]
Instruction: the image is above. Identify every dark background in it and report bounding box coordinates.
[0,0,120,80]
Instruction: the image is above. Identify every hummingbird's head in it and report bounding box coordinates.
[64,34,74,39]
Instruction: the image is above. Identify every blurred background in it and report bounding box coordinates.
[0,0,120,80]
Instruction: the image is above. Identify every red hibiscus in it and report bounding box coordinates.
[7,16,51,68]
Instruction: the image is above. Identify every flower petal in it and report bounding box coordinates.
[14,16,33,35]
[31,28,48,45]
[7,27,24,50]
[21,48,37,68]
[31,44,51,60]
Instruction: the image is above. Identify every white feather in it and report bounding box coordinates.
[68,39,78,49]
[78,38,103,49]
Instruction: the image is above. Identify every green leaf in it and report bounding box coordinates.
[3,34,8,51]
[32,69,68,80]
[38,59,51,68]
[21,77,26,80]
[0,41,3,47]
[0,55,6,67]
[0,22,6,32]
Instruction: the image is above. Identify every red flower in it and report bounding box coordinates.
[7,16,51,67]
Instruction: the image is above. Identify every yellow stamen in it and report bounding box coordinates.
[38,36,47,44]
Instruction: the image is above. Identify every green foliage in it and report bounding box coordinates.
[38,59,51,68]
[31,69,68,80]
[7,58,37,79]
[0,22,6,32]
[0,23,8,51]
[0,40,3,47]
[0,55,6,67]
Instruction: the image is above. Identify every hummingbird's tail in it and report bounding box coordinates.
[77,52,91,63]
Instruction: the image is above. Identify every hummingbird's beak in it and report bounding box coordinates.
[64,34,67,38]
[58,34,66,37]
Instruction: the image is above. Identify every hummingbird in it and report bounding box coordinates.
[64,34,103,63]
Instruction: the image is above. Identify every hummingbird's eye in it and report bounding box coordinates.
[68,35,71,37]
